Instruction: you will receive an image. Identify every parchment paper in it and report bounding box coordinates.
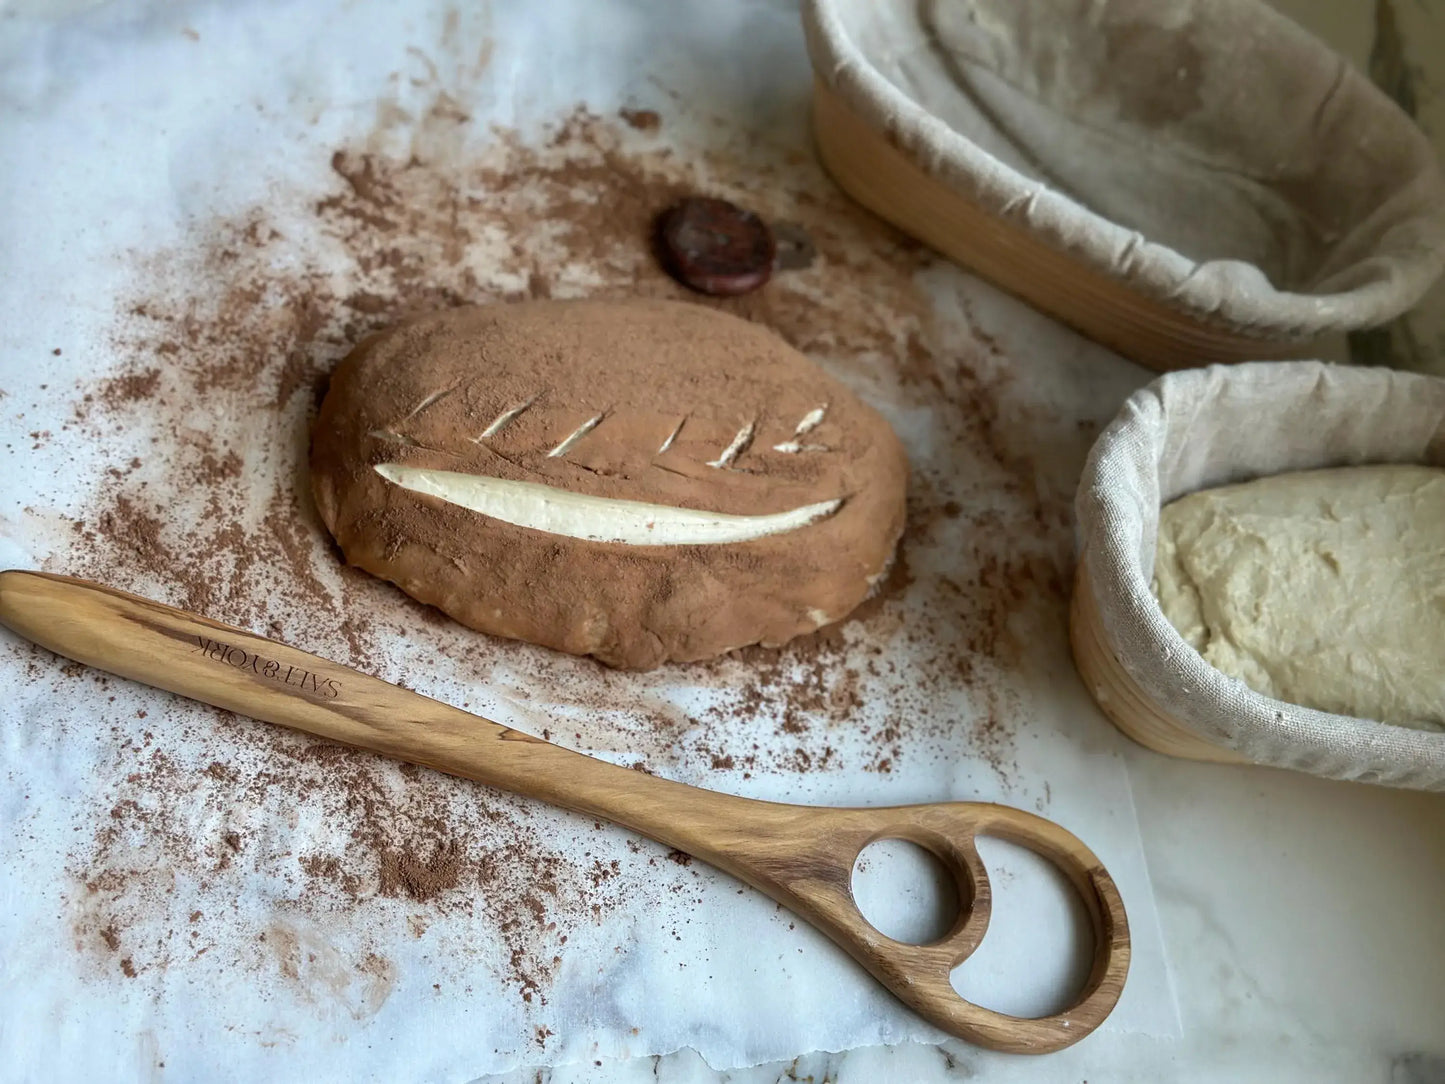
[0,0,1174,1078]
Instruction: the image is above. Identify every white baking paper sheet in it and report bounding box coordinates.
[0,0,1176,1079]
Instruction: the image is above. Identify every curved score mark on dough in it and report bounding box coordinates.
[707,421,756,470]
[374,463,843,545]
[794,405,827,434]
[549,412,607,458]
[474,395,538,442]
[371,385,466,448]
[773,404,829,454]
[657,416,687,455]
[368,429,420,448]
[402,384,462,422]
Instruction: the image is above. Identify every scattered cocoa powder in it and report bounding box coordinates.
[619,107,660,132]
[94,367,160,410]
[29,85,1078,1015]
[378,840,461,902]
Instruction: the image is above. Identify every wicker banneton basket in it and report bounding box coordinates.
[1071,362,1445,789]
[802,0,1445,371]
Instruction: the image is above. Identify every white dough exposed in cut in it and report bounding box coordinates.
[707,422,755,469]
[477,397,536,440]
[548,413,605,457]
[657,418,686,454]
[794,406,826,433]
[375,463,842,545]
[774,406,829,453]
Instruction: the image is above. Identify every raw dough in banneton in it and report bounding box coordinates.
[1152,464,1445,731]
[310,299,908,668]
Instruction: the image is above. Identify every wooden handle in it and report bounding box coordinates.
[0,570,1129,1053]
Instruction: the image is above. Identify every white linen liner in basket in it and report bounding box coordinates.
[1075,362,1445,789]
[802,0,1445,345]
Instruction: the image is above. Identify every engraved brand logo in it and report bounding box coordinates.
[192,636,341,699]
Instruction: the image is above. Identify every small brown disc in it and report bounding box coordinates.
[657,197,776,296]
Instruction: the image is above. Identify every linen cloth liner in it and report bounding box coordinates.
[802,0,1445,341]
[1077,362,1445,790]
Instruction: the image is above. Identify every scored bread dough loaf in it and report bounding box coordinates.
[310,299,908,669]
[1152,464,1445,731]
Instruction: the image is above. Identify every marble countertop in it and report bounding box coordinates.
[511,4,1445,1081]
[510,2,1445,1078]
[1,1,1442,1081]
[499,753,1443,1083]
[518,5,1445,1074]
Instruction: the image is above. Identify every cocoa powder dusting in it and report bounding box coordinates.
[29,85,1079,1018]
[619,107,661,132]
[311,298,907,669]
[378,840,461,902]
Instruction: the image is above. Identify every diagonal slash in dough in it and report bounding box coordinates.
[374,463,843,545]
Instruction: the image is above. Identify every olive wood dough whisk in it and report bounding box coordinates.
[0,570,1129,1054]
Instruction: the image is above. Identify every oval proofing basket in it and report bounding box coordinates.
[1072,362,1445,790]
[803,0,1445,371]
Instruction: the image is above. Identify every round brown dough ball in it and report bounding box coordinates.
[310,298,907,668]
